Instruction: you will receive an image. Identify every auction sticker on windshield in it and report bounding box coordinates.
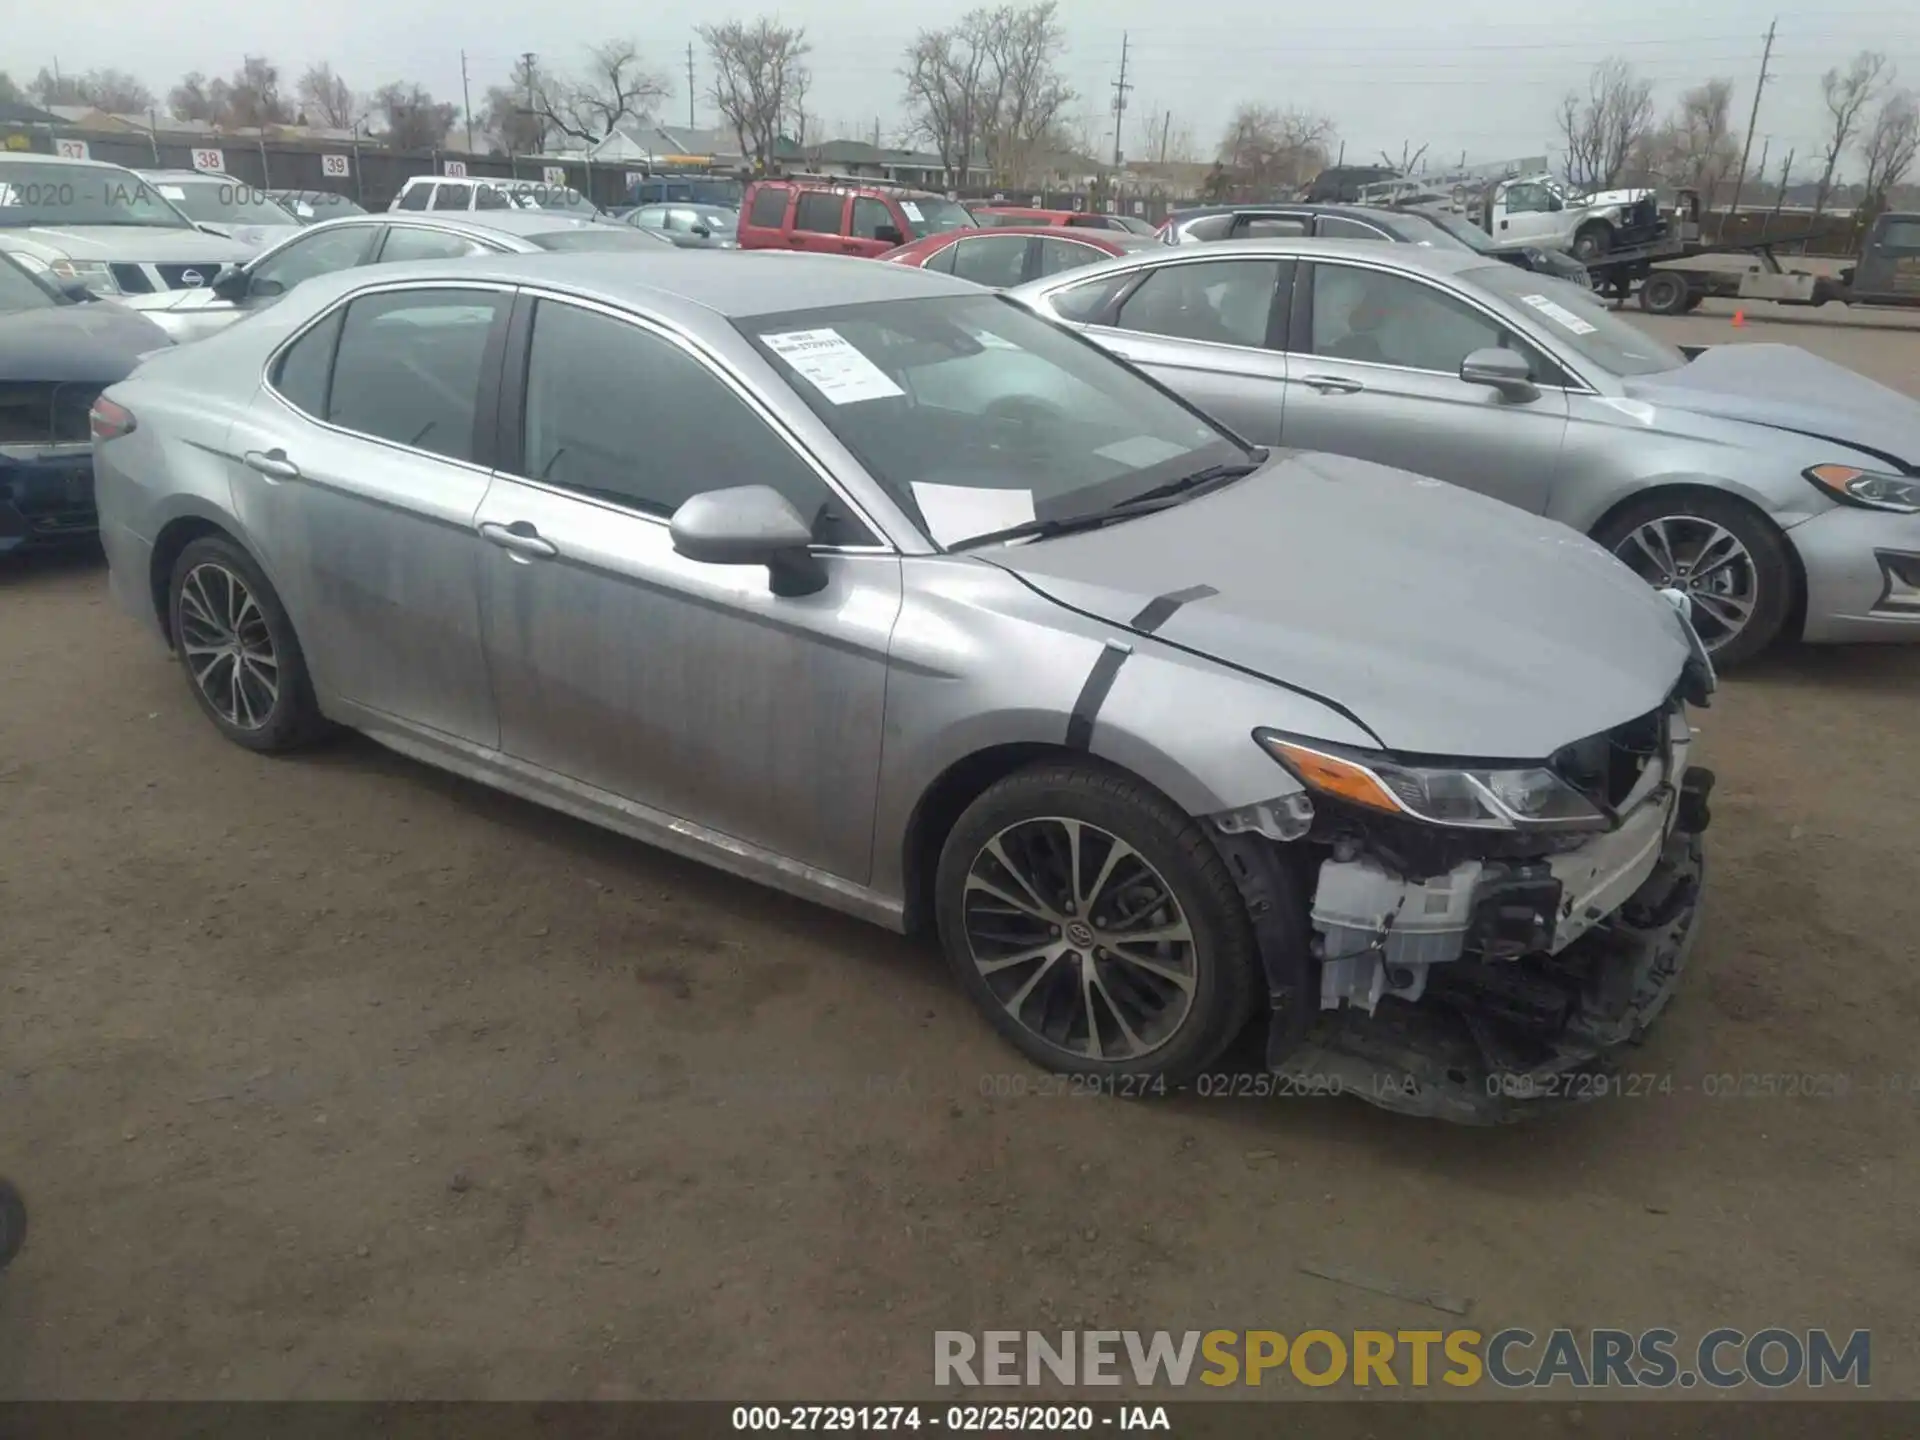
[1519,293,1598,335]
[911,481,1035,547]
[901,201,926,222]
[763,328,905,405]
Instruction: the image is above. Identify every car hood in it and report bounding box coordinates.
[987,451,1690,759]
[1625,342,1920,468]
[0,301,170,383]
[6,225,257,263]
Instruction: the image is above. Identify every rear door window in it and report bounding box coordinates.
[1233,213,1309,238]
[947,234,1033,288]
[473,185,513,211]
[1316,215,1390,240]
[1036,236,1111,277]
[323,288,508,462]
[269,310,345,416]
[395,185,431,212]
[851,196,896,240]
[748,184,790,227]
[430,183,472,211]
[1115,259,1287,348]
[377,227,493,263]
[793,191,846,234]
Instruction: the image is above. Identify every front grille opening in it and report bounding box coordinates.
[1552,709,1663,809]
[0,383,99,445]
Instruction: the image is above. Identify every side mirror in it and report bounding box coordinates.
[58,280,97,303]
[874,224,905,246]
[669,485,827,597]
[212,268,251,300]
[691,223,711,238]
[1459,347,1539,402]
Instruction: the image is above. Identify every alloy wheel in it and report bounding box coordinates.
[177,563,280,730]
[1612,515,1759,652]
[961,817,1197,1063]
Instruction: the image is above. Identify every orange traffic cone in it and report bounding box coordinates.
[1731,309,1747,328]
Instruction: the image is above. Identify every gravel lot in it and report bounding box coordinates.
[1,312,1917,1401]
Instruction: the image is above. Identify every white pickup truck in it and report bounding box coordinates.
[1474,174,1666,262]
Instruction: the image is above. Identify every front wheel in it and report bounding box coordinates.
[1639,270,1693,315]
[934,760,1263,1085]
[1571,222,1613,263]
[1594,493,1796,667]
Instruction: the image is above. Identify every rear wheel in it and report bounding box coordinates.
[168,536,327,752]
[934,761,1262,1085]
[1639,270,1693,315]
[1594,493,1796,667]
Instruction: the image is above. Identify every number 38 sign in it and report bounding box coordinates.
[190,148,225,174]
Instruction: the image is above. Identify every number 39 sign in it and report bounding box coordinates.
[190,148,225,174]
[321,154,350,178]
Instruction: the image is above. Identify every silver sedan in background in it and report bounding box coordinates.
[1009,238,1920,664]
[122,211,671,343]
[89,251,1715,1123]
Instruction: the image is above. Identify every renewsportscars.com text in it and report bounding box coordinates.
[934,1328,1870,1390]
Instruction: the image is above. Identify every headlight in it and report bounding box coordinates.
[1805,463,1920,514]
[45,257,122,294]
[1254,730,1609,833]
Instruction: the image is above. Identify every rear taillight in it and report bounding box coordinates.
[89,397,136,442]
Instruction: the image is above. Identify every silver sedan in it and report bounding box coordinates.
[90,251,1714,1122]
[121,211,670,343]
[1008,238,1920,664]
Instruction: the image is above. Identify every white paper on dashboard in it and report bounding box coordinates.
[1095,435,1191,468]
[900,201,925,221]
[761,328,905,405]
[911,483,1035,546]
[1518,293,1599,335]
[158,185,187,200]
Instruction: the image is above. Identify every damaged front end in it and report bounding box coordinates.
[1211,690,1712,1124]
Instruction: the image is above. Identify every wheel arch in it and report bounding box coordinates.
[149,513,244,647]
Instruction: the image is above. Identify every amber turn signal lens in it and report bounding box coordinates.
[1259,739,1406,816]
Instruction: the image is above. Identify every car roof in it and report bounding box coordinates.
[292,211,617,244]
[137,169,234,183]
[1016,234,1499,284]
[0,151,131,170]
[754,176,947,201]
[1168,201,1414,223]
[288,248,978,323]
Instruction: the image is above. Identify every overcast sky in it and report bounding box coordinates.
[13,1,1918,176]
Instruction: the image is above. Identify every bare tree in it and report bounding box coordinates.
[701,18,810,171]
[372,82,458,150]
[168,73,221,123]
[1216,103,1335,193]
[1859,88,1920,205]
[1557,57,1655,191]
[29,66,155,113]
[178,56,293,130]
[787,66,814,153]
[1815,50,1892,215]
[902,4,1071,187]
[1380,141,1430,174]
[1632,78,1740,200]
[296,64,359,130]
[478,55,550,155]
[531,40,669,146]
[0,73,20,105]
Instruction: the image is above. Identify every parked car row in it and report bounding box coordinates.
[86,247,1725,1123]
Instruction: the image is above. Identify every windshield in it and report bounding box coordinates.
[0,161,193,229]
[1466,263,1686,376]
[530,226,672,252]
[739,294,1250,547]
[509,184,601,217]
[900,196,976,237]
[1407,209,1491,254]
[0,251,61,311]
[160,180,297,226]
[1109,216,1158,236]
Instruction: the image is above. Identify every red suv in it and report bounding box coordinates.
[737,175,978,257]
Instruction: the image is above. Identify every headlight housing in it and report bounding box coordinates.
[1254,730,1610,833]
[42,257,123,295]
[1805,463,1920,514]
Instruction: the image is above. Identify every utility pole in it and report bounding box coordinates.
[460,50,474,153]
[1109,33,1131,171]
[1159,108,1171,164]
[1727,18,1776,217]
[686,43,697,131]
[520,52,539,154]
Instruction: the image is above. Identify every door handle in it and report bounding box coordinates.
[478,520,558,561]
[1300,374,1366,395]
[243,449,301,481]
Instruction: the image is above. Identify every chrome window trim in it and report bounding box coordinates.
[503,286,896,555]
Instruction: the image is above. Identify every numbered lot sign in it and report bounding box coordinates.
[443,160,468,177]
[542,165,566,186]
[321,154,350,177]
[56,138,91,160]
[191,148,225,174]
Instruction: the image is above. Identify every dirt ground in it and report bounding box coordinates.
[2,313,1918,1402]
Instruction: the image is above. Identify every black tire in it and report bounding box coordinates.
[934,760,1263,1085]
[1592,492,1797,668]
[167,535,327,752]
[1639,270,1692,316]
[1682,291,1706,313]
[1571,222,1612,263]
[0,1179,24,1269]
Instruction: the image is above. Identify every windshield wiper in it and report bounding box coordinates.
[948,497,1186,551]
[1119,452,1268,509]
